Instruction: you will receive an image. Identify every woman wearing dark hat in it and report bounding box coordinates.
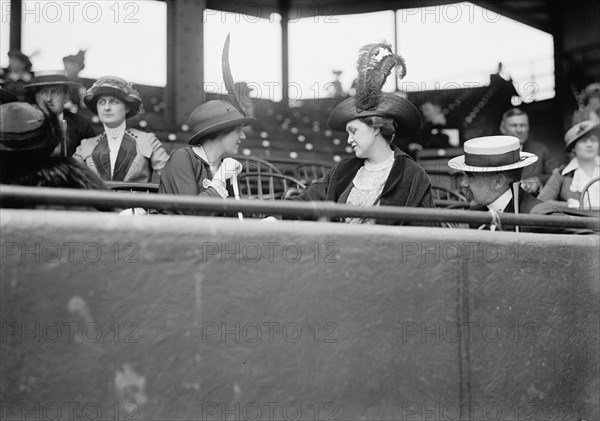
[538,120,599,209]
[25,70,96,157]
[158,34,254,215]
[284,42,433,225]
[157,99,253,214]
[0,102,105,191]
[73,76,169,183]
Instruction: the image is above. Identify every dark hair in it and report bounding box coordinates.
[203,125,243,142]
[501,108,528,121]
[358,116,397,143]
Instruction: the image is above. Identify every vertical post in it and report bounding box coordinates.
[280,0,289,106]
[9,0,21,50]
[165,0,176,126]
[164,0,205,128]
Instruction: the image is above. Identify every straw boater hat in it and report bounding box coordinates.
[83,76,142,118]
[327,42,421,139]
[24,70,79,90]
[564,120,599,152]
[447,136,538,172]
[187,34,256,145]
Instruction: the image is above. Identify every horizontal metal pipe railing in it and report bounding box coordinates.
[0,185,598,230]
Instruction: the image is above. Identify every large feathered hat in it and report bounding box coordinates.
[188,34,256,145]
[328,42,421,138]
[84,76,142,118]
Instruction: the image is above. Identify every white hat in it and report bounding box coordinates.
[448,136,538,172]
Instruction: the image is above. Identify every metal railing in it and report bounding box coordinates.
[1,185,598,230]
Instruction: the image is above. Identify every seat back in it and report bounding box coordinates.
[237,172,306,201]
[580,176,600,210]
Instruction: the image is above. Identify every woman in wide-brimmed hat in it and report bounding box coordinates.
[538,120,599,209]
[73,76,168,183]
[157,99,255,214]
[284,41,433,225]
[158,34,256,215]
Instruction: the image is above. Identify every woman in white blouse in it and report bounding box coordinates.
[284,42,434,225]
[539,120,599,209]
[74,76,168,183]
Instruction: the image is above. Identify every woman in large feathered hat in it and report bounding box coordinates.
[158,35,256,215]
[285,41,434,225]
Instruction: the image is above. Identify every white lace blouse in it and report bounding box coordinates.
[344,152,395,224]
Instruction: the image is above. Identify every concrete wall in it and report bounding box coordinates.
[1,210,598,420]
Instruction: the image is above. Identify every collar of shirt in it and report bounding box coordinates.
[191,145,220,174]
[487,188,513,213]
[363,150,395,172]
[562,155,600,176]
[105,122,126,143]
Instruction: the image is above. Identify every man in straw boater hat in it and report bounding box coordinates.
[158,34,255,216]
[25,70,96,157]
[448,135,564,232]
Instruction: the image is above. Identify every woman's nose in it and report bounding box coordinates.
[239,130,246,140]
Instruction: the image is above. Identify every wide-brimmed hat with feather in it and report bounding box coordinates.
[328,42,421,138]
[188,34,256,145]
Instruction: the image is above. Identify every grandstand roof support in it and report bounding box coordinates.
[9,0,21,50]
[164,0,207,127]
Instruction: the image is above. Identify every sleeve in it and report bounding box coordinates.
[72,141,86,164]
[81,119,97,140]
[540,149,563,184]
[285,166,335,203]
[537,168,563,201]
[158,149,223,198]
[148,134,170,175]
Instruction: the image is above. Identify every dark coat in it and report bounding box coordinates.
[158,146,234,216]
[470,187,567,233]
[63,110,97,157]
[286,147,434,225]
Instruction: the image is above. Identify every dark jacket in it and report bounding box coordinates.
[158,146,234,216]
[470,187,567,233]
[62,110,98,157]
[522,140,564,185]
[286,147,434,225]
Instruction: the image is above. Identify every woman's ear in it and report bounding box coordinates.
[373,127,381,136]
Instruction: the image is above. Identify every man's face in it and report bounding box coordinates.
[460,172,500,206]
[501,115,529,145]
[38,86,67,114]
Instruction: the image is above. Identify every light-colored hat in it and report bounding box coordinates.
[564,120,599,151]
[84,76,142,118]
[24,70,79,90]
[448,136,538,172]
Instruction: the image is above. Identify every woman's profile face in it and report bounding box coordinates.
[221,126,246,155]
[574,133,599,160]
[96,95,128,128]
[346,119,378,159]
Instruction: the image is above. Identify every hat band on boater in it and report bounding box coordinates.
[464,149,520,167]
